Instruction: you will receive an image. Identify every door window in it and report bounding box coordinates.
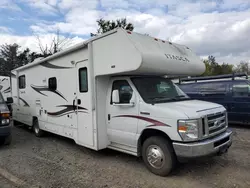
[48,77,57,90]
[111,80,133,104]
[232,81,250,97]
[198,82,227,93]
[18,75,26,89]
[79,68,88,92]
[179,84,200,93]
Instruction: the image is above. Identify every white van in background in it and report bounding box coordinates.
[10,28,232,176]
[0,76,11,101]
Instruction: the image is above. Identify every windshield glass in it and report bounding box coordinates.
[131,76,190,104]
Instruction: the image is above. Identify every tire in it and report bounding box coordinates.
[4,134,12,145]
[13,120,20,127]
[142,136,176,176]
[33,119,45,137]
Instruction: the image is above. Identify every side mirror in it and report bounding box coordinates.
[112,90,120,104]
[6,97,13,104]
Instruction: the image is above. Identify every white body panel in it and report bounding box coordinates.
[12,49,96,149]
[11,28,226,157]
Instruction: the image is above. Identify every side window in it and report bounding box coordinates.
[232,81,250,97]
[79,68,88,92]
[199,82,227,93]
[111,80,133,104]
[18,75,26,89]
[179,83,200,93]
[48,77,57,91]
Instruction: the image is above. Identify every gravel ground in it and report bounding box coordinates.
[0,125,250,188]
[0,176,16,188]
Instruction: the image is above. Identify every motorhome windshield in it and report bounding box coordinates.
[131,77,190,104]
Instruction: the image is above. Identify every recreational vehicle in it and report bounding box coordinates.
[11,28,232,176]
[0,76,11,101]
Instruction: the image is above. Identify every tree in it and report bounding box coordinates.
[18,48,43,65]
[0,43,20,73]
[0,44,43,75]
[35,29,72,57]
[202,55,233,76]
[234,61,250,74]
[91,18,134,37]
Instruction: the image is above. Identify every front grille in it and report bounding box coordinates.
[201,111,227,138]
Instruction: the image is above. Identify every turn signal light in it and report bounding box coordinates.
[1,113,10,118]
[178,125,188,132]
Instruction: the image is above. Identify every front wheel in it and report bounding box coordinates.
[142,136,176,176]
[4,134,12,145]
[33,119,45,137]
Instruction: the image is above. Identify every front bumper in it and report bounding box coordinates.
[0,125,11,137]
[173,129,232,158]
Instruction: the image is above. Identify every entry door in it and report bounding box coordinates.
[76,61,94,146]
[107,79,138,147]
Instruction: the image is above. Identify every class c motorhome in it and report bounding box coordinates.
[11,28,232,176]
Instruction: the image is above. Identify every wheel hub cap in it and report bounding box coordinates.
[147,145,165,169]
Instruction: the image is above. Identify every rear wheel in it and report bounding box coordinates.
[33,119,45,137]
[142,136,176,176]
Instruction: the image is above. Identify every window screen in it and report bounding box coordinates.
[48,77,57,90]
[79,68,88,92]
[18,75,26,89]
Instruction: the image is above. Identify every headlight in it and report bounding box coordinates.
[1,119,10,125]
[178,119,199,141]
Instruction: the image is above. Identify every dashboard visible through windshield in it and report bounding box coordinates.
[131,76,190,104]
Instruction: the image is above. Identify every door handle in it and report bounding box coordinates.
[73,99,76,111]
[140,112,150,115]
[108,114,110,121]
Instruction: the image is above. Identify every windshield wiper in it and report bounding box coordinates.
[148,97,177,102]
[149,95,190,103]
[173,95,191,101]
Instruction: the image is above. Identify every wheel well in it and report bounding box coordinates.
[137,129,171,157]
[32,116,38,126]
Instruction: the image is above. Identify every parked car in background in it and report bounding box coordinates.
[178,73,250,125]
[0,92,13,145]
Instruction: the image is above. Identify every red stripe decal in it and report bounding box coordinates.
[113,115,171,127]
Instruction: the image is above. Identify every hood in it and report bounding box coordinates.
[154,99,223,118]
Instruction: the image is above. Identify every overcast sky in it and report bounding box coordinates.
[0,0,250,64]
